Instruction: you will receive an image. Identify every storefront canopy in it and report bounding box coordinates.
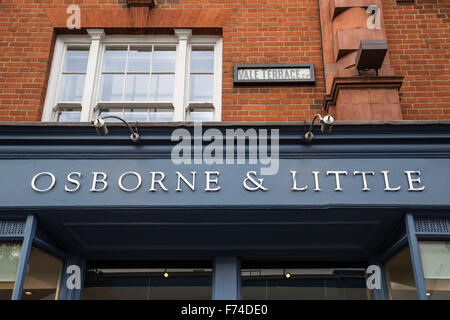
[0,121,449,261]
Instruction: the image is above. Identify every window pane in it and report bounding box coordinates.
[419,241,450,300]
[241,267,371,300]
[21,247,63,300]
[124,108,149,122]
[150,74,174,101]
[57,110,81,122]
[99,109,123,122]
[189,74,213,102]
[127,47,152,73]
[58,74,85,101]
[103,48,127,73]
[150,110,173,122]
[191,49,214,73]
[385,246,417,299]
[189,110,214,122]
[152,49,176,73]
[100,74,125,101]
[63,48,89,73]
[125,74,149,101]
[83,263,212,300]
[0,243,21,300]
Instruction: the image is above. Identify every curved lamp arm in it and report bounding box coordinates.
[304,114,334,142]
[93,115,140,143]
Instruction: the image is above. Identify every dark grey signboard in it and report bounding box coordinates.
[234,64,315,85]
[0,158,449,208]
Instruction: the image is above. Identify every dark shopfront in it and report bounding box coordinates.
[0,121,450,300]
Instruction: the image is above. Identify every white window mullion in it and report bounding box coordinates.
[42,38,65,121]
[122,45,130,102]
[80,29,105,122]
[173,29,192,122]
[213,38,223,121]
[148,45,154,101]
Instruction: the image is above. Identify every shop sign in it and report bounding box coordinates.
[0,158,446,208]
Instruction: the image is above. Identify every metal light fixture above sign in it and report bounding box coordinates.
[234,64,315,85]
[304,114,335,142]
[93,116,140,143]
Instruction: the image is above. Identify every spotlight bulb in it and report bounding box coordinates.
[320,114,334,134]
[94,118,108,136]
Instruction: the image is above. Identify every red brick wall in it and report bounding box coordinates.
[211,0,324,122]
[1,0,448,122]
[0,1,126,122]
[0,0,324,122]
[383,0,450,120]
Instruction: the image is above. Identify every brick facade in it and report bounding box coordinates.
[0,0,448,122]
[383,0,450,120]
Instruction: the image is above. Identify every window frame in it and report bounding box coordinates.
[42,29,222,122]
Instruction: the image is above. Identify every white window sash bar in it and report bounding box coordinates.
[96,101,174,110]
[213,38,223,121]
[42,38,65,121]
[173,29,192,121]
[80,29,105,122]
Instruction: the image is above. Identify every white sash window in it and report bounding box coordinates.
[42,29,222,122]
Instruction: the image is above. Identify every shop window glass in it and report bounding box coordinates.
[21,247,63,300]
[241,267,371,300]
[385,246,417,299]
[0,243,21,300]
[419,241,450,300]
[83,262,212,300]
